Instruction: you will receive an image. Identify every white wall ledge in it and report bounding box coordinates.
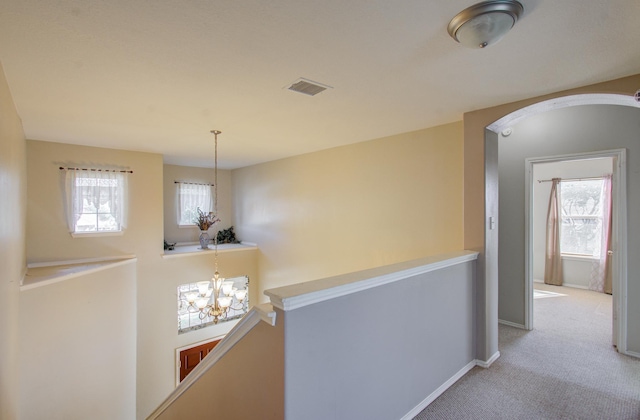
[264,250,479,311]
[21,256,137,291]
[162,242,257,259]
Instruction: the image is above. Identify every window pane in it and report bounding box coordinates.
[178,183,212,226]
[560,180,603,217]
[97,213,119,231]
[560,179,604,256]
[75,213,98,232]
[561,217,601,255]
[71,173,125,233]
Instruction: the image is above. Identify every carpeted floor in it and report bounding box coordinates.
[414,283,640,419]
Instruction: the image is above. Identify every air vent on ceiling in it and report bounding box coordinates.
[286,78,332,96]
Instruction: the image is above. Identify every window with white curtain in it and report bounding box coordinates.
[64,170,128,234]
[560,179,604,256]
[177,182,213,227]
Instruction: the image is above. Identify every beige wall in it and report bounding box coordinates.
[26,140,164,264]
[24,141,260,418]
[19,263,137,420]
[157,318,284,420]
[140,248,259,419]
[163,164,233,244]
[232,122,464,299]
[0,62,26,420]
[26,140,166,419]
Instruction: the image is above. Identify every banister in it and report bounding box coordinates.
[265,250,479,311]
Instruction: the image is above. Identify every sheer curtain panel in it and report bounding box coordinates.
[64,169,128,233]
[177,183,213,226]
[590,174,613,293]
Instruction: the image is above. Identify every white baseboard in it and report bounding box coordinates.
[475,351,500,368]
[401,361,476,420]
[498,319,526,329]
[401,351,503,419]
[534,279,589,290]
[624,349,640,359]
[562,282,589,290]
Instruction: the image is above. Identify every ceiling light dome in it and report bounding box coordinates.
[448,0,523,48]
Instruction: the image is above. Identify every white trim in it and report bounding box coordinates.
[488,94,640,133]
[162,242,257,259]
[624,350,640,359]
[614,151,628,353]
[534,279,589,290]
[264,251,479,311]
[401,350,502,419]
[70,230,124,238]
[561,282,590,290]
[401,361,476,420]
[475,350,501,368]
[20,264,28,287]
[524,149,627,351]
[27,254,137,268]
[561,254,598,262]
[255,303,276,326]
[20,257,137,291]
[498,319,525,329]
[148,306,277,419]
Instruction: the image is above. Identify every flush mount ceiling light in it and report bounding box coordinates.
[448,0,523,48]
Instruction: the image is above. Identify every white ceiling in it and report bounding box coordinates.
[1,0,639,169]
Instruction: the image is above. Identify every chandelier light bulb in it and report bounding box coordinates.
[197,281,210,295]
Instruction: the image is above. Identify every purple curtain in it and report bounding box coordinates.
[544,178,563,286]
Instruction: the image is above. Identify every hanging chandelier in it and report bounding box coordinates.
[184,277,248,324]
[182,130,248,324]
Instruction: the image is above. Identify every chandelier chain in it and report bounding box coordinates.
[211,130,221,275]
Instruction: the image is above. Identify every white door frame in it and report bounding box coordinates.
[524,149,627,353]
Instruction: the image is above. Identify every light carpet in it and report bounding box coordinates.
[414,284,640,419]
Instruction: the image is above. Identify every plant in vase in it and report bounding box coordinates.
[194,207,220,249]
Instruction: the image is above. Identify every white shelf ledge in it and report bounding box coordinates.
[162,242,257,259]
[22,255,137,291]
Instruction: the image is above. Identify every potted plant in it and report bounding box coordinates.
[194,207,220,249]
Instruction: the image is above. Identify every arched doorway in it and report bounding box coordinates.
[486,94,638,356]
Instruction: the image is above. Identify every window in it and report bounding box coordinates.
[560,179,604,256]
[177,182,213,227]
[65,170,128,234]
